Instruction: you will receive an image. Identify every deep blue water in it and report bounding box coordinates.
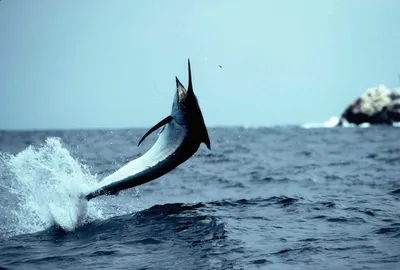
[0,127,399,269]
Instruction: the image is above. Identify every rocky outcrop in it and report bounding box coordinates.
[338,85,400,126]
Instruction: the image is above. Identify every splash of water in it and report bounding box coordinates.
[0,138,103,236]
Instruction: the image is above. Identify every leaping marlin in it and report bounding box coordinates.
[85,60,210,201]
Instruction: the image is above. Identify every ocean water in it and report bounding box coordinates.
[0,126,399,270]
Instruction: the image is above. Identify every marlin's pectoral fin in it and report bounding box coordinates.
[137,115,173,146]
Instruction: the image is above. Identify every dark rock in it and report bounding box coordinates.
[338,85,400,126]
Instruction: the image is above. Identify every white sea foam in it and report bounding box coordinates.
[301,116,340,129]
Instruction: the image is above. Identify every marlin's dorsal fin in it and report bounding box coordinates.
[137,115,173,146]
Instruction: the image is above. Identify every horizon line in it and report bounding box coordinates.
[0,123,306,132]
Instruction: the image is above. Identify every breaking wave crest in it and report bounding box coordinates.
[301,116,400,129]
[0,138,103,236]
[301,116,341,129]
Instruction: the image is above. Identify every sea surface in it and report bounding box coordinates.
[0,126,399,270]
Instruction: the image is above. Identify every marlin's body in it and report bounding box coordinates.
[85,120,196,200]
[85,60,210,201]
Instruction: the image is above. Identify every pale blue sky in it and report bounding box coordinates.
[0,0,399,129]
